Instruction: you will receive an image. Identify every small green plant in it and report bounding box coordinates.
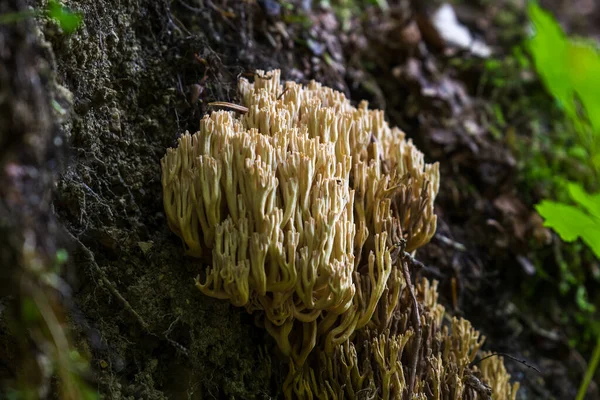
[527,2,600,177]
[325,0,388,31]
[449,1,599,393]
[536,182,600,259]
[527,2,600,398]
[0,0,82,34]
[46,0,82,33]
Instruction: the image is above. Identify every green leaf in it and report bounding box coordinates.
[568,182,600,220]
[566,41,600,133]
[536,201,594,241]
[47,0,82,34]
[527,2,574,116]
[535,199,600,259]
[528,3,600,135]
[581,230,600,259]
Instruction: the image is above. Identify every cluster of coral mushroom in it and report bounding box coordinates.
[161,69,437,359]
[161,70,518,399]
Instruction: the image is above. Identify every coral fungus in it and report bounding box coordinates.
[161,70,518,398]
[161,69,437,357]
[285,276,519,400]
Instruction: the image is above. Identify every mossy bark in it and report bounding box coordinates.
[2,0,286,398]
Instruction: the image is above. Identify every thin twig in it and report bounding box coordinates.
[403,251,444,278]
[277,86,289,100]
[177,0,204,13]
[471,353,541,373]
[67,231,150,333]
[401,256,421,400]
[67,231,191,357]
[208,101,249,113]
[435,233,466,252]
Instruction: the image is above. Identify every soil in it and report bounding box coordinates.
[1,0,599,399]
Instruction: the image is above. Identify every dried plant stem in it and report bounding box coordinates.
[67,231,150,332]
[401,257,421,400]
[208,101,248,113]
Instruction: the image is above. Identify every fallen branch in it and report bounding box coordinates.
[66,230,150,332]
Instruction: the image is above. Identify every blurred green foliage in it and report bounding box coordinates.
[527,2,600,261]
[0,0,82,34]
[526,3,600,398]
[527,2,600,175]
[451,2,600,391]
[326,0,387,30]
[536,183,600,259]
[46,0,82,34]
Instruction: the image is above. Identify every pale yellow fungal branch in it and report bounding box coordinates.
[161,70,440,359]
[161,69,518,399]
[161,134,203,257]
[441,317,487,375]
[479,352,520,400]
[288,279,517,400]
